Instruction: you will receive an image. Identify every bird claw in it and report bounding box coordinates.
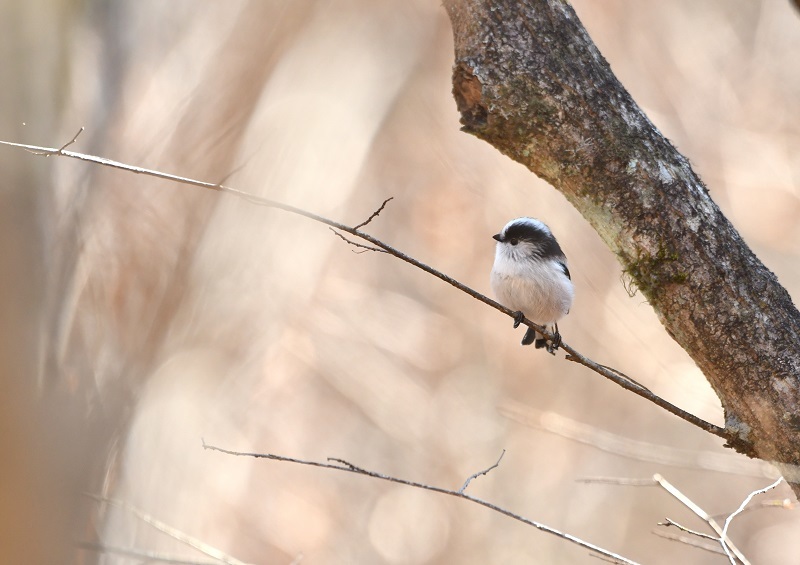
[532,325,562,355]
[546,331,562,355]
[515,316,563,354]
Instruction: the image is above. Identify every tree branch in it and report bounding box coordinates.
[578,473,750,563]
[202,441,638,564]
[719,477,783,564]
[443,0,800,492]
[0,136,729,442]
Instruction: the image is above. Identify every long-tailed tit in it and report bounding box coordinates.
[490,217,574,352]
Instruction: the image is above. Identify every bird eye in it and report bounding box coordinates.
[509,238,519,246]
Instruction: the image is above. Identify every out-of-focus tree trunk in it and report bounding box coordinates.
[444,0,800,495]
[0,1,78,562]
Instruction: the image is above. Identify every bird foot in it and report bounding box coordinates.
[545,331,562,355]
[512,311,525,329]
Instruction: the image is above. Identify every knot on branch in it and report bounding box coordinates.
[453,63,487,131]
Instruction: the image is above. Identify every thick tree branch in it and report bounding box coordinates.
[443,0,800,493]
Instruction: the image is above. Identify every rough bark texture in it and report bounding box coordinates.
[445,0,800,493]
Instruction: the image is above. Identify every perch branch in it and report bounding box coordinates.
[0,137,729,441]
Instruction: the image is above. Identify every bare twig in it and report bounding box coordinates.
[458,449,505,493]
[719,477,784,564]
[58,127,84,153]
[84,494,250,565]
[328,228,386,253]
[658,518,719,542]
[652,531,726,556]
[202,441,639,565]
[354,196,393,229]
[561,345,723,438]
[579,474,751,564]
[29,127,85,156]
[0,138,730,442]
[326,457,366,471]
[710,497,794,521]
[654,474,749,565]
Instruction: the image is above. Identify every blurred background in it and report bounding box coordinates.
[2,0,799,563]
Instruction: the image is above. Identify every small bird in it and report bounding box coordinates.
[490,217,574,352]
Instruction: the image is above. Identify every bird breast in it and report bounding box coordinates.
[491,253,573,325]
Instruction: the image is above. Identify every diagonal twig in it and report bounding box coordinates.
[653,474,750,565]
[328,227,386,253]
[354,196,393,229]
[578,474,752,564]
[658,517,719,542]
[28,126,85,156]
[652,530,726,556]
[202,441,639,565]
[719,477,783,564]
[0,137,732,443]
[458,449,505,493]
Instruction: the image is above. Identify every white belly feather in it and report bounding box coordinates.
[490,253,573,325]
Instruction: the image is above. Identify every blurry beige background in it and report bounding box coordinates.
[2,0,800,563]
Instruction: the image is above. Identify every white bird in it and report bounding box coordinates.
[490,217,574,351]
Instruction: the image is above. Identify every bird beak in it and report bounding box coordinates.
[492,234,502,242]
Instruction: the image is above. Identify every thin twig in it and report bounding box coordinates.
[0,138,732,442]
[710,497,794,521]
[58,127,84,152]
[652,531,726,556]
[561,345,724,438]
[658,517,719,542]
[652,474,750,565]
[579,474,750,564]
[326,457,366,471]
[458,449,505,493]
[202,441,639,565]
[719,477,783,564]
[30,127,85,156]
[354,196,393,229]
[328,228,386,253]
